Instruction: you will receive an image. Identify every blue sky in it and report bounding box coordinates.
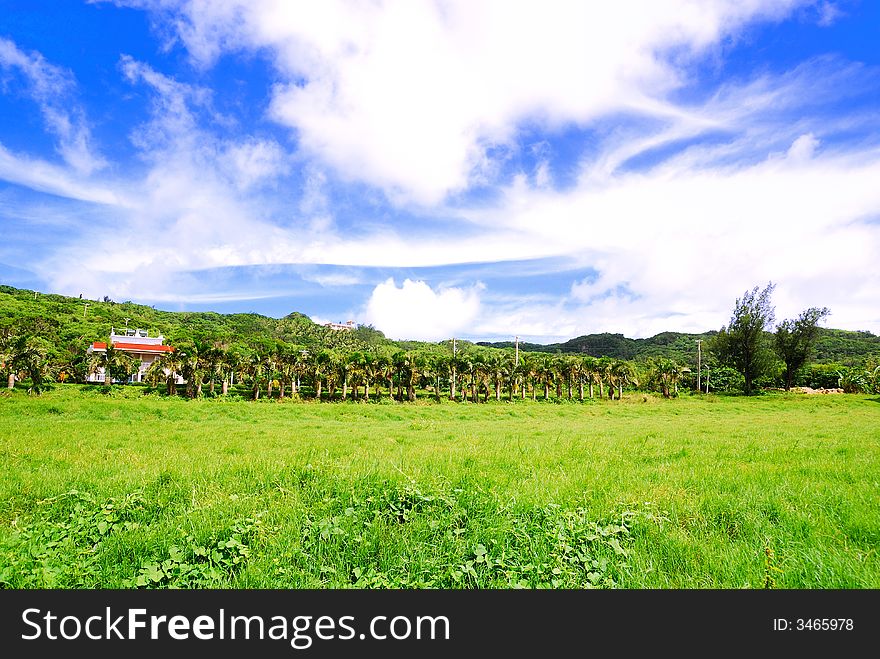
[1,1,879,342]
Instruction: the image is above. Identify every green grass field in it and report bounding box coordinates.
[1,384,878,589]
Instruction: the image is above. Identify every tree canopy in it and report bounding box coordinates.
[775,307,830,390]
[711,283,777,394]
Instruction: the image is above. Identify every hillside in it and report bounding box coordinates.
[0,284,396,357]
[480,328,879,366]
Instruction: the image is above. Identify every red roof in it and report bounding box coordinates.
[91,341,174,353]
[114,342,174,352]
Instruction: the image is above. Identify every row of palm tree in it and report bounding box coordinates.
[134,339,682,402]
[1,324,706,400]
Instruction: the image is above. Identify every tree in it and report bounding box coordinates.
[611,359,638,399]
[1,326,16,389]
[712,283,776,394]
[146,348,184,395]
[87,344,138,386]
[10,334,54,394]
[774,307,830,390]
[581,356,599,399]
[649,357,684,398]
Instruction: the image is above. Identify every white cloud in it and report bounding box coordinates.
[121,0,811,204]
[299,270,363,288]
[363,278,483,341]
[8,3,880,339]
[786,133,819,162]
[816,1,844,27]
[0,37,105,174]
[0,144,122,205]
[221,139,288,191]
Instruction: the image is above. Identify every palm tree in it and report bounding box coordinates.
[456,351,477,402]
[312,349,334,401]
[567,356,584,401]
[88,343,138,386]
[391,351,408,401]
[189,339,218,397]
[173,341,210,398]
[203,342,227,396]
[553,355,566,399]
[1,328,17,389]
[360,351,382,401]
[518,353,538,400]
[562,356,579,400]
[221,344,247,395]
[596,357,614,399]
[539,355,555,400]
[10,334,53,394]
[345,351,366,400]
[243,349,267,400]
[611,360,638,400]
[506,352,520,402]
[145,349,185,396]
[277,343,306,399]
[422,353,445,402]
[262,346,279,399]
[408,351,428,401]
[374,353,393,400]
[470,352,490,402]
[651,357,684,398]
[486,352,506,401]
[581,356,599,399]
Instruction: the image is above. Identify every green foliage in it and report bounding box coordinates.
[712,283,777,394]
[127,516,266,588]
[0,491,145,587]
[801,363,846,389]
[836,367,868,394]
[703,365,745,393]
[775,307,830,390]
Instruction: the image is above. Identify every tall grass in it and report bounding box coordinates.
[1,385,877,588]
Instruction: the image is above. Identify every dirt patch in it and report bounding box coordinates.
[791,386,844,394]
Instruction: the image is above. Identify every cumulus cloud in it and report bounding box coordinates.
[363,278,483,341]
[114,0,813,204]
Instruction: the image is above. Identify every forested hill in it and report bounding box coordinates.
[0,285,392,354]
[478,332,715,363]
[478,328,880,365]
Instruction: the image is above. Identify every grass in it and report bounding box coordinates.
[1,384,878,588]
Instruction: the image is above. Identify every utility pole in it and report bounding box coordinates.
[83,303,90,318]
[515,336,519,367]
[695,339,702,393]
[124,317,131,332]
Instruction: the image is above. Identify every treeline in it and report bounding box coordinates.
[1,283,878,398]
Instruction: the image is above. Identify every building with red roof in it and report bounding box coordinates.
[87,328,176,383]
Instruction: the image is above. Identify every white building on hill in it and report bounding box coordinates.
[324,320,356,331]
[87,328,176,383]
